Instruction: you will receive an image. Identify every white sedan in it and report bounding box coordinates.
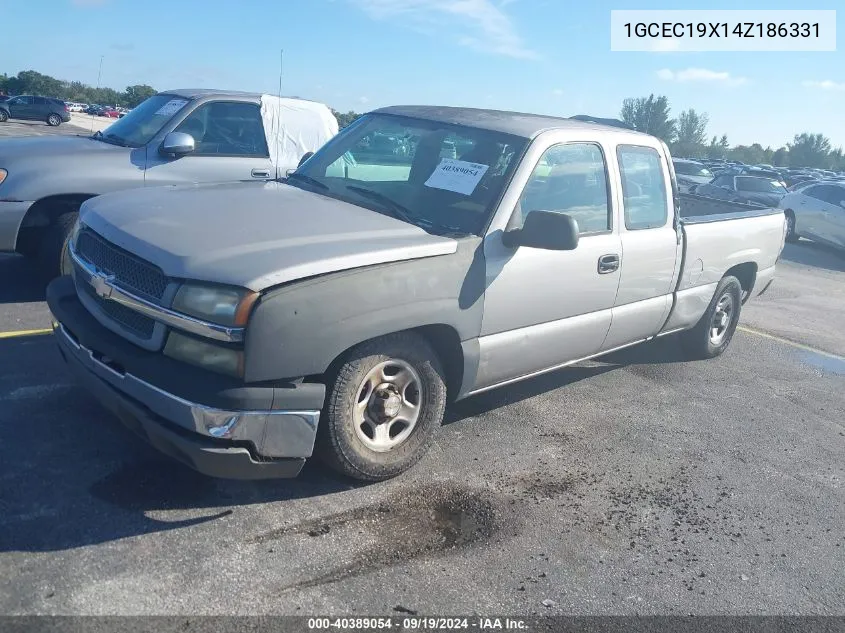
[779,181,845,251]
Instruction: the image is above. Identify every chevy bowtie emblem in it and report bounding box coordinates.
[90,271,115,299]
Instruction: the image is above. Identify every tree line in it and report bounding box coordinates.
[2,70,840,169]
[620,93,842,170]
[0,70,156,108]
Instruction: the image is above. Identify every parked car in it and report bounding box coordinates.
[0,89,339,276]
[0,95,71,126]
[696,174,788,207]
[46,105,787,481]
[779,181,845,249]
[672,158,714,193]
[100,107,120,118]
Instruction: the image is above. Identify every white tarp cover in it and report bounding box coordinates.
[260,95,339,177]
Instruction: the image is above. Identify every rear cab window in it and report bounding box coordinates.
[616,145,670,230]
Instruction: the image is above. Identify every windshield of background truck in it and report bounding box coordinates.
[292,113,528,235]
[92,94,190,148]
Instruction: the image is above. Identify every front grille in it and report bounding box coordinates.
[76,228,168,301]
[80,279,156,339]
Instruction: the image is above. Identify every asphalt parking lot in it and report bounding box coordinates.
[1,133,844,616]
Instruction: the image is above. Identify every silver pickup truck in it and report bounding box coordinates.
[0,89,337,276]
[46,106,787,482]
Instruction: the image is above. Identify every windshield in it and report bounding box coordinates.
[736,177,786,194]
[673,161,712,177]
[290,113,528,235]
[91,94,190,147]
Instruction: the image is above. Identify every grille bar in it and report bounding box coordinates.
[75,229,168,301]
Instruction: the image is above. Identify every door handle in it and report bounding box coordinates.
[251,169,271,178]
[598,254,620,274]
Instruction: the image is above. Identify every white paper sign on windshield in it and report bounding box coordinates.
[424,158,490,196]
[154,98,188,117]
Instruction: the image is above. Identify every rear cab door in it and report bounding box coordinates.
[600,140,680,350]
[144,98,274,186]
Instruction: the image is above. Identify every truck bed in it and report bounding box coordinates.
[679,192,776,222]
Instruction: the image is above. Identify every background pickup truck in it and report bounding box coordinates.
[0,89,338,276]
[47,105,788,482]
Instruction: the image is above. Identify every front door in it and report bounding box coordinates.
[476,140,621,390]
[7,96,34,120]
[144,100,273,187]
[815,184,845,248]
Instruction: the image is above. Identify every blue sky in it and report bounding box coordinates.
[4,0,844,149]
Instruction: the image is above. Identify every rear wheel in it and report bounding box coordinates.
[316,332,447,481]
[47,113,62,127]
[38,212,77,279]
[784,210,799,243]
[680,275,743,360]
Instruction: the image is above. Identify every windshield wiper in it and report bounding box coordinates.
[345,186,418,225]
[90,130,127,147]
[286,171,328,190]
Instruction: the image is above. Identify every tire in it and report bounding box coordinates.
[0,110,8,123]
[316,332,447,482]
[38,212,77,279]
[784,210,799,243]
[47,113,62,127]
[680,275,743,360]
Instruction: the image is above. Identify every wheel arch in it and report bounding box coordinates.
[16,194,96,250]
[316,324,465,401]
[724,262,757,304]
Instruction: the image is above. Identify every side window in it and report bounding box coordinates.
[518,143,611,234]
[174,101,268,157]
[34,97,47,105]
[617,145,669,230]
[819,185,845,206]
[713,175,731,187]
[803,185,822,200]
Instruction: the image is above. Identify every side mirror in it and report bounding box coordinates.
[502,210,579,251]
[839,200,845,209]
[298,151,315,168]
[160,132,195,156]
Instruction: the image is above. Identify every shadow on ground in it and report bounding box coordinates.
[0,254,45,303]
[780,240,845,273]
[1,328,691,553]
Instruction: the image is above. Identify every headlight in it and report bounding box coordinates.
[164,331,243,377]
[69,218,82,249]
[0,169,7,186]
[172,283,258,327]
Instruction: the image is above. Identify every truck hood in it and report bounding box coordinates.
[79,181,459,291]
[0,134,129,162]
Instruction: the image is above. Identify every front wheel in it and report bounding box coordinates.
[47,113,62,127]
[316,332,447,481]
[38,212,78,279]
[680,275,743,360]
[0,110,8,123]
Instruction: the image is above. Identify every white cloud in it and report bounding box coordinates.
[648,39,681,53]
[802,80,845,91]
[350,0,539,59]
[551,88,563,96]
[657,67,747,86]
[358,96,370,104]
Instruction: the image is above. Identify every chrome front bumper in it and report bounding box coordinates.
[53,322,321,479]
